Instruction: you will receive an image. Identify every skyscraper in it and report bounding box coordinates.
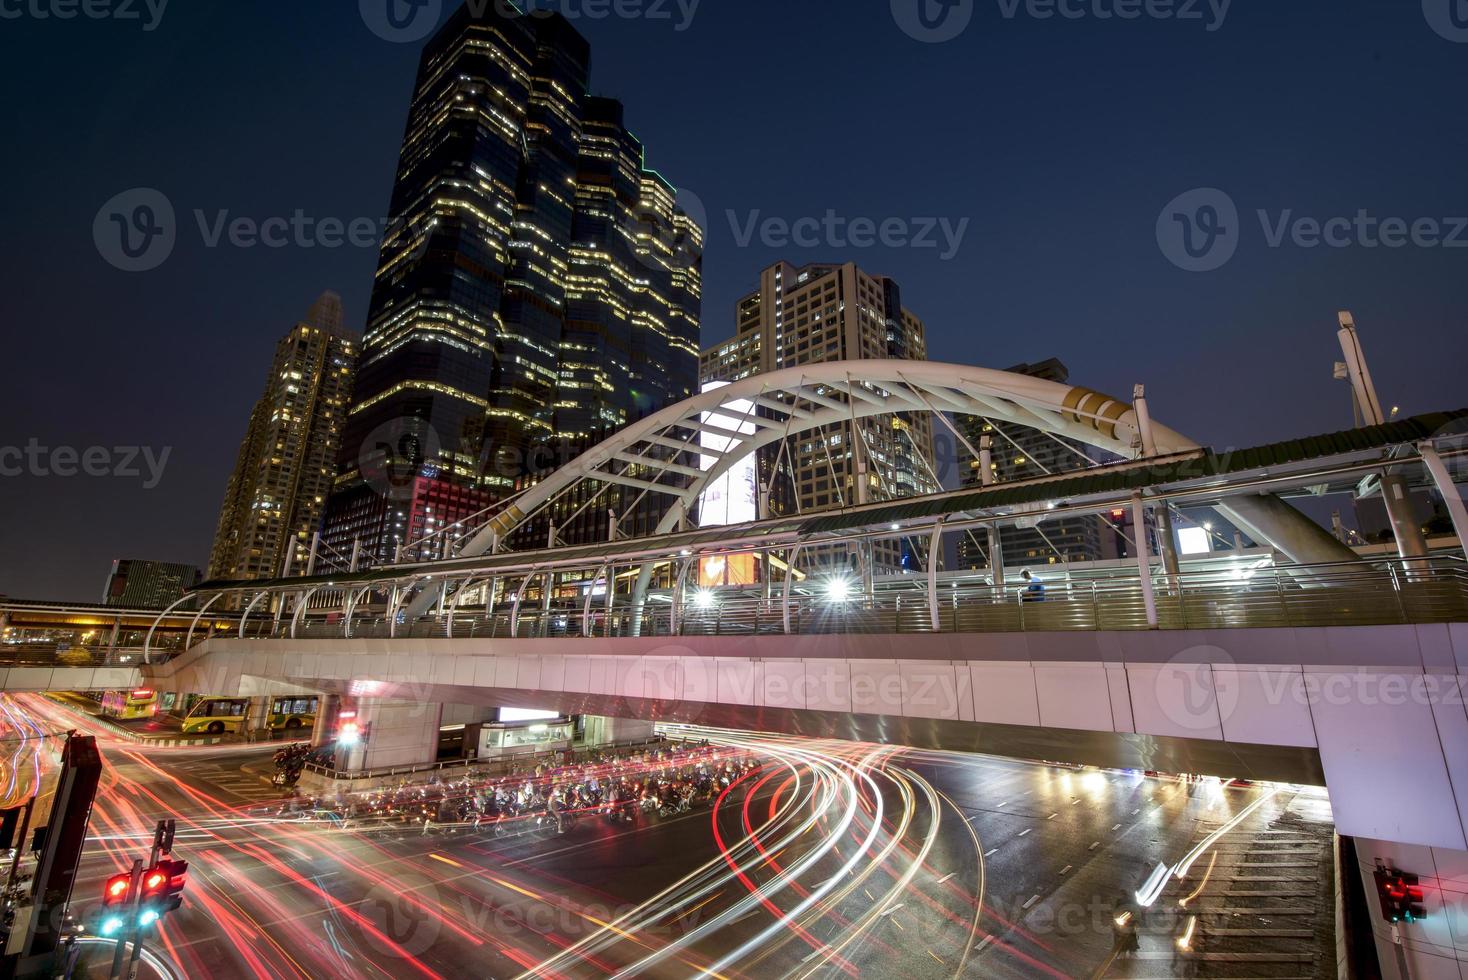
[324,4,701,566]
[700,261,938,573]
[103,560,201,608]
[208,292,358,581]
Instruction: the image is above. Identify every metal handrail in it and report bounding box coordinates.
[175,556,1468,645]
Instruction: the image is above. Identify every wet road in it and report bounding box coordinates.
[2,697,1335,978]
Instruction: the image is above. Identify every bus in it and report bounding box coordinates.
[180,696,249,736]
[100,689,157,721]
[267,696,319,733]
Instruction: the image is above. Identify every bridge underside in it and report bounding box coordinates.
[291,679,1332,785]
[147,623,1468,850]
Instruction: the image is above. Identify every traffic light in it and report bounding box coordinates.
[1374,867,1427,923]
[100,871,134,937]
[138,858,189,922]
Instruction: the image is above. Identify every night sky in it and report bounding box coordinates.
[2,0,1465,601]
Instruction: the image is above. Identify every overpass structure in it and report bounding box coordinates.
[8,359,1468,975]
[123,369,1468,823]
[0,599,239,694]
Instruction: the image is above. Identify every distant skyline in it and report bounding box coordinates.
[1,0,1465,600]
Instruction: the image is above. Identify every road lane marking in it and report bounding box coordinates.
[1112,824,1122,831]
[1089,841,1101,851]
[1017,829,1031,837]
[1060,865,1072,875]
[936,872,958,884]
[1022,894,1040,909]
[1047,812,1058,820]
[984,848,998,857]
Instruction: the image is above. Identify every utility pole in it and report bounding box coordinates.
[980,435,1005,591]
[1337,312,1428,560]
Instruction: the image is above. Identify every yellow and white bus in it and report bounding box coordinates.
[100,688,158,721]
[180,696,249,736]
[266,695,318,733]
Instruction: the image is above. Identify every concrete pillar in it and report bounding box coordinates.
[595,717,656,745]
[1155,505,1181,580]
[344,699,442,771]
[1351,836,1468,980]
[312,694,342,750]
[1215,494,1361,566]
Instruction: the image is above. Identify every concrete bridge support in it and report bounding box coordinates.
[1351,835,1468,980]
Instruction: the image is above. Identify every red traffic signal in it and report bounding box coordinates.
[140,858,189,916]
[102,872,133,908]
[1373,868,1427,923]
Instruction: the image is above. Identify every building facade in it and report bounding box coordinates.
[324,5,700,566]
[103,560,201,608]
[208,292,358,581]
[700,261,938,573]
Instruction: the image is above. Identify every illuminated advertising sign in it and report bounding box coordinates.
[498,707,561,723]
[698,382,759,586]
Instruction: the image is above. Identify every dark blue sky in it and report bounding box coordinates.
[2,0,1465,600]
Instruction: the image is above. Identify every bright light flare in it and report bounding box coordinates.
[1177,914,1197,950]
[824,576,854,602]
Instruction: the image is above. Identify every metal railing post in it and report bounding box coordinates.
[1388,562,1409,624]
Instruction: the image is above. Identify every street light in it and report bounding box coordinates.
[691,589,717,610]
[824,576,854,603]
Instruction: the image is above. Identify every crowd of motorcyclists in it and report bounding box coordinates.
[270,740,763,840]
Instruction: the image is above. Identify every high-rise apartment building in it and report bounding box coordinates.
[700,261,938,573]
[208,292,358,581]
[324,5,701,566]
[954,359,1126,568]
[103,559,201,608]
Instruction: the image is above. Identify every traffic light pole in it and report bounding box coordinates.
[107,859,141,980]
[124,820,175,979]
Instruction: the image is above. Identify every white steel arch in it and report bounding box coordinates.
[459,360,1196,556]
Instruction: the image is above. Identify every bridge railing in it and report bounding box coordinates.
[241,555,1468,643]
[0,645,151,669]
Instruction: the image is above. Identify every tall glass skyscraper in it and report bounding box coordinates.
[324,3,701,566]
[209,292,358,582]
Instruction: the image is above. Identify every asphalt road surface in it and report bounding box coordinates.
[2,697,1335,978]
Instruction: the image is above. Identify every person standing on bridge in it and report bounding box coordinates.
[1020,569,1047,602]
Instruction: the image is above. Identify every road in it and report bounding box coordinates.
[1,696,1335,978]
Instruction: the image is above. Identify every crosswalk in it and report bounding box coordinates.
[1109,789,1335,978]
